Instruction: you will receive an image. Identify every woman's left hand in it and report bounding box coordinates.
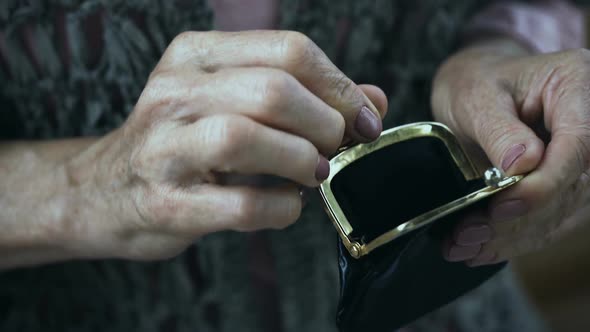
[431,39,590,266]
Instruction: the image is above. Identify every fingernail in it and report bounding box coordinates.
[491,199,528,221]
[467,252,498,267]
[455,224,493,246]
[315,156,330,181]
[354,106,382,141]
[446,245,481,261]
[502,144,526,172]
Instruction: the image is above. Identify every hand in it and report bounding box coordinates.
[432,39,590,266]
[63,30,388,261]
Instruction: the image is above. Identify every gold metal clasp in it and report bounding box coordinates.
[318,122,523,259]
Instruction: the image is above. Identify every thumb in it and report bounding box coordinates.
[460,92,545,176]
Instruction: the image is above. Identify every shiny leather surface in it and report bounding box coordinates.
[336,209,505,332]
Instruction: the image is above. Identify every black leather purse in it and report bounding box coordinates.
[318,122,523,332]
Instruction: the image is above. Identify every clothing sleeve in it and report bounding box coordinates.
[463,0,586,53]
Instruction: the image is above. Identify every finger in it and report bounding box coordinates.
[489,97,590,221]
[157,67,345,155]
[451,213,493,246]
[457,90,545,177]
[467,217,533,267]
[173,114,328,187]
[443,212,493,263]
[162,30,383,142]
[359,84,389,119]
[329,84,387,147]
[488,131,589,221]
[473,195,590,267]
[470,194,568,266]
[470,171,590,266]
[442,235,482,262]
[211,184,303,232]
[142,184,303,235]
[465,249,500,267]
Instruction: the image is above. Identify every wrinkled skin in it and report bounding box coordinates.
[432,39,590,266]
[61,30,388,261]
[1,29,391,269]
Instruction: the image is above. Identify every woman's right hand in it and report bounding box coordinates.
[64,30,387,261]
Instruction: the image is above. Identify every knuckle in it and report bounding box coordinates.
[134,185,179,228]
[280,31,359,102]
[206,116,254,167]
[164,31,213,68]
[260,70,297,110]
[170,31,199,50]
[137,72,206,122]
[163,31,197,63]
[328,73,358,101]
[128,143,153,180]
[281,31,320,68]
[136,73,183,121]
[127,128,170,180]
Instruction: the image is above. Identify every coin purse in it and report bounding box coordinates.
[318,122,523,332]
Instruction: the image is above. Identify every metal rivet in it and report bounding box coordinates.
[350,243,361,258]
[484,167,504,188]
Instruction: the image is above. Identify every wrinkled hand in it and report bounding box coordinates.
[66,30,387,261]
[432,40,590,266]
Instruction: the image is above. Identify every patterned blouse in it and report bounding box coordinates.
[0,1,585,332]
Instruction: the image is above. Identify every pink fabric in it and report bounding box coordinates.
[465,0,586,53]
[208,0,588,55]
[209,0,279,30]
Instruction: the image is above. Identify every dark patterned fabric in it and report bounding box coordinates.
[0,1,574,331]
